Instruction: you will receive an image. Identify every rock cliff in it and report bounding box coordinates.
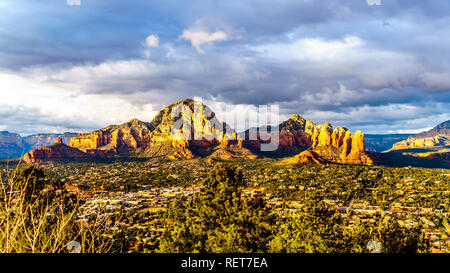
[0,131,25,159]
[242,114,373,165]
[147,99,239,157]
[69,118,153,155]
[392,135,449,150]
[282,150,326,165]
[19,99,373,164]
[68,99,250,160]
[22,138,91,163]
[391,120,449,150]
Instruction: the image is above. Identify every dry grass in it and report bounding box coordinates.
[0,162,123,253]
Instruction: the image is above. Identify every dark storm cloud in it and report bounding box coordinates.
[0,0,181,69]
[2,0,450,69]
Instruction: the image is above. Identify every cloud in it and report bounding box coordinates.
[5,52,447,135]
[143,34,159,48]
[251,35,367,62]
[420,71,450,91]
[179,30,228,54]
[9,29,448,133]
[2,1,450,69]
[0,72,158,135]
[1,1,450,134]
[179,19,243,54]
[250,35,450,93]
[366,0,382,6]
[301,103,450,134]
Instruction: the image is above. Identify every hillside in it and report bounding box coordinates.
[68,99,253,161]
[364,134,412,152]
[391,120,450,150]
[241,114,374,165]
[281,150,326,165]
[22,138,92,163]
[69,118,154,155]
[382,120,450,168]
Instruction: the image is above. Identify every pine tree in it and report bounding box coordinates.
[158,163,275,253]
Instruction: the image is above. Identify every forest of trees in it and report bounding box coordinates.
[158,164,429,253]
[0,164,431,253]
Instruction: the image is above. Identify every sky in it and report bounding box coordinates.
[0,0,449,135]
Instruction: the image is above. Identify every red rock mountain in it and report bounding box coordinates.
[22,138,91,163]
[69,118,154,155]
[282,150,326,165]
[21,99,373,165]
[242,114,374,165]
[391,120,450,150]
[68,99,251,160]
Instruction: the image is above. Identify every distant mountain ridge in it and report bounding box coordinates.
[414,120,450,139]
[0,131,24,159]
[364,134,413,152]
[23,133,77,151]
[0,132,77,159]
[391,120,450,150]
[378,120,450,168]
[13,99,448,168]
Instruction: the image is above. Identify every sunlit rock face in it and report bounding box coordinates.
[243,114,374,165]
[392,136,450,149]
[331,127,348,149]
[282,150,326,165]
[277,115,315,148]
[312,123,333,148]
[342,130,374,165]
[21,99,373,164]
[149,99,238,155]
[68,99,249,160]
[391,120,450,150]
[69,118,153,152]
[22,138,91,163]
